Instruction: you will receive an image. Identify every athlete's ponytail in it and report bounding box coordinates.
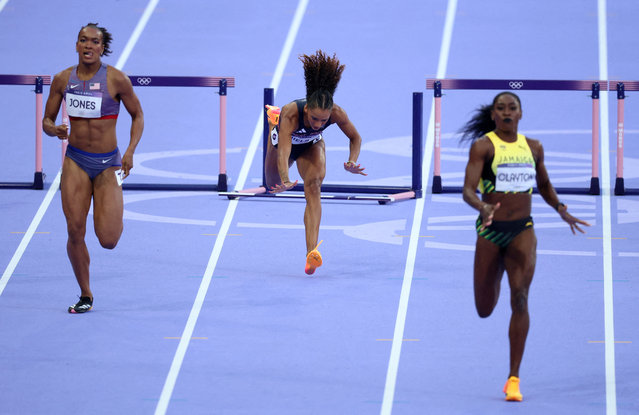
[458,92,521,144]
[299,50,345,110]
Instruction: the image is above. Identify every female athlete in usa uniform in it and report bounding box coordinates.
[43,23,144,313]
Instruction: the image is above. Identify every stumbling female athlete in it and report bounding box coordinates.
[265,50,366,275]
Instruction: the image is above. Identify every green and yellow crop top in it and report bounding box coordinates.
[479,131,536,194]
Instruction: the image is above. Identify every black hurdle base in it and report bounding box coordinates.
[589,177,600,195]
[0,171,45,189]
[615,177,624,195]
[613,178,639,195]
[432,175,442,193]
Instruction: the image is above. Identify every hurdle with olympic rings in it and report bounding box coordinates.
[121,75,235,192]
[0,74,234,192]
[426,78,609,195]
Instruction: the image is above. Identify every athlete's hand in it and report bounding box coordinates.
[121,151,134,178]
[269,180,298,193]
[54,124,69,140]
[344,161,367,176]
[479,202,500,231]
[558,204,591,234]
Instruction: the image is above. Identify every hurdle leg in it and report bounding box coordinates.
[412,92,423,198]
[218,79,228,191]
[614,82,625,195]
[34,77,44,189]
[387,190,416,204]
[431,81,442,193]
[589,82,600,195]
[263,88,274,188]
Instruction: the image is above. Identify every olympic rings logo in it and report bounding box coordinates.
[508,81,524,89]
[136,77,152,86]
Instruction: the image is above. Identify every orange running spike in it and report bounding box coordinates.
[503,376,523,402]
[304,240,323,275]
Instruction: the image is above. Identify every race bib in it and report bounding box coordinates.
[495,164,536,192]
[291,133,322,145]
[66,92,102,118]
[271,128,323,146]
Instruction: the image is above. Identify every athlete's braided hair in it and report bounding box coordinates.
[79,23,113,57]
[458,92,522,144]
[299,50,345,110]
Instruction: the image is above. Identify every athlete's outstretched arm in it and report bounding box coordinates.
[332,105,366,175]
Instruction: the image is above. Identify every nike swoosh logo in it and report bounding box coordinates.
[102,158,112,164]
[70,84,79,89]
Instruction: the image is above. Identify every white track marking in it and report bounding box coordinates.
[380,1,457,414]
[598,0,617,413]
[0,171,61,296]
[115,0,159,70]
[153,1,310,414]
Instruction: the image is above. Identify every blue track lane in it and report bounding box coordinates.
[0,1,637,414]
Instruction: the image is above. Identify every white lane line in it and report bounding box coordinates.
[598,1,617,414]
[380,1,457,414]
[153,1,309,414]
[0,171,61,297]
[232,1,309,192]
[115,0,159,70]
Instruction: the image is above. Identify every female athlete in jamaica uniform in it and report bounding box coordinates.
[460,92,590,401]
[265,50,366,275]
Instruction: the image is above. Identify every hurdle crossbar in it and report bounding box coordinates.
[122,75,235,191]
[0,74,52,189]
[611,81,639,195]
[225,88,422,204]
[426,78,606,195]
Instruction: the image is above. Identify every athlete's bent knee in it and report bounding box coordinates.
[476,305,494,318]
[99,236,120,250]
[304,177,323,192]
[478,310,492,318]
[97,227,122,250]
[475,299,496,318]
